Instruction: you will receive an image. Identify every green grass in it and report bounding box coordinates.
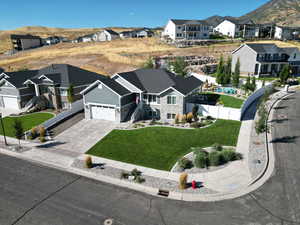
[219,95,244,108]
[202,92,244,109]
[0,112,54,137]
[87,120,241,171]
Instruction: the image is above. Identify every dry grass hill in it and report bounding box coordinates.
[0,26,134,54]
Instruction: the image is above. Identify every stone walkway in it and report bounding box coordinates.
[0,87,294,201]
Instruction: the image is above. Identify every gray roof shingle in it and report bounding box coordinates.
[118,69,202,95]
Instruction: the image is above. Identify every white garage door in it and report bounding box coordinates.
[91,105,116,121]
[3,96,19,109]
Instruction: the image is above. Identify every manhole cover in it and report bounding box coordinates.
[104,218,113,225]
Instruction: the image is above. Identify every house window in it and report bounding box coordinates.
[167,113,176,120]
[178,26,181,30]
[167,96,176,105]
[143,94,158,104]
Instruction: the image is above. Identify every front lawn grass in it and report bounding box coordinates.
[87,119,241,171]
[0,112,54,138]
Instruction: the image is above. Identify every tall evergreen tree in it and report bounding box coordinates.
[224,56,232,84]
[143,57,155,69]
[250,76,256,91]
[168,57,188,77]
[232,58,240,88]
[216,55,225,84]
[67,85,74,104]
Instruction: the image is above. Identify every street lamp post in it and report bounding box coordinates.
[0,113,8,146]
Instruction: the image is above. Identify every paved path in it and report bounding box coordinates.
[53,119,117,153]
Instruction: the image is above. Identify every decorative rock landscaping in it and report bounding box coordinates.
[171,145,242,174]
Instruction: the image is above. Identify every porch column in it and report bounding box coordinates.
[258,64,262,77]
[34,84,40,96]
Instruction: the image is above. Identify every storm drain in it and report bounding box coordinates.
[157,189,169,197]
[104,218,113,225]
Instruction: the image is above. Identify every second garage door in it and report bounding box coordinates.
[91,105,116,121]
[2,96,19,109]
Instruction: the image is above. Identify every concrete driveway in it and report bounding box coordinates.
[53,119,117,153]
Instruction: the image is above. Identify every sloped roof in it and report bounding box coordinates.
[223,17,255,25]
[281,47,299,55]
[170,19,209,26]
[10,34,41,40]
[246,43,279,53]
[104,29,119,35]
[2,70,39,88]
[117,69,202,95]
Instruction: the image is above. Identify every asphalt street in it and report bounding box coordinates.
[0,91,300,225]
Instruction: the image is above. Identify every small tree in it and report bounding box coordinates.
[242,76,251,93]
[13,119,24,147]
[279,64,290,84]
[249,76,256,92]
[192,105,199,121]
[143,57,155,69]
[168,57,188,77]
[232,58,240,88]
[67,85,75,104]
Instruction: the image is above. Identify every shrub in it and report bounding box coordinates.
[190,122,203,128]
[178,157,193,169]
[85,156,93,168]
[206,116,214,120]
[208,151,223,166]
[120,171,129,179]
[174,114,180,124]
[179,173,188,190]
[181,114,187,123]
[39,136,46,143]
[194,151,208,168]
[31,127,38,138]
[131,168,142,177]
[213,143,223,151]
[39,126,46,137]
[186,112,194,123]
[192,105,199,121]
[135,176,145,183]
[221,149,237,162]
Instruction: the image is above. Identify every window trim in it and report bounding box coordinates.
[167,95,177,105]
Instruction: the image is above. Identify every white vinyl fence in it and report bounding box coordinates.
[186,103,241,121]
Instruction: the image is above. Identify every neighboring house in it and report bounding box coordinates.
[93,29,119,42]
[274,26,300,41]
[232,43,300,77]
[0,64,102,110]
[120,28,154,39]
[77,34,94,43]
[214,19,257,38]
[81,69,203,122]
[162,19,210,41]
[43,36,61,45]
[10,34,42,51]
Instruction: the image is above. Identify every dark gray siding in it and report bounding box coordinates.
[19,86,35,96]
[121,93,135,106]
[84,84,120,107]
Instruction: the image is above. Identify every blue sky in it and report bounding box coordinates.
[0,0,269,30]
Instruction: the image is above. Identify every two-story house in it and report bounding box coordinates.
[11,34,42,51]
[92,29,120,42]
[0,64,103,110]
[81,69,203,122]
[274,26,300,41]
[232,43,300,77]
[163,19,210,41]
[214,18,258,38]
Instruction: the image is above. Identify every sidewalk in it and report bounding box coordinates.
[0,88,293,201]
